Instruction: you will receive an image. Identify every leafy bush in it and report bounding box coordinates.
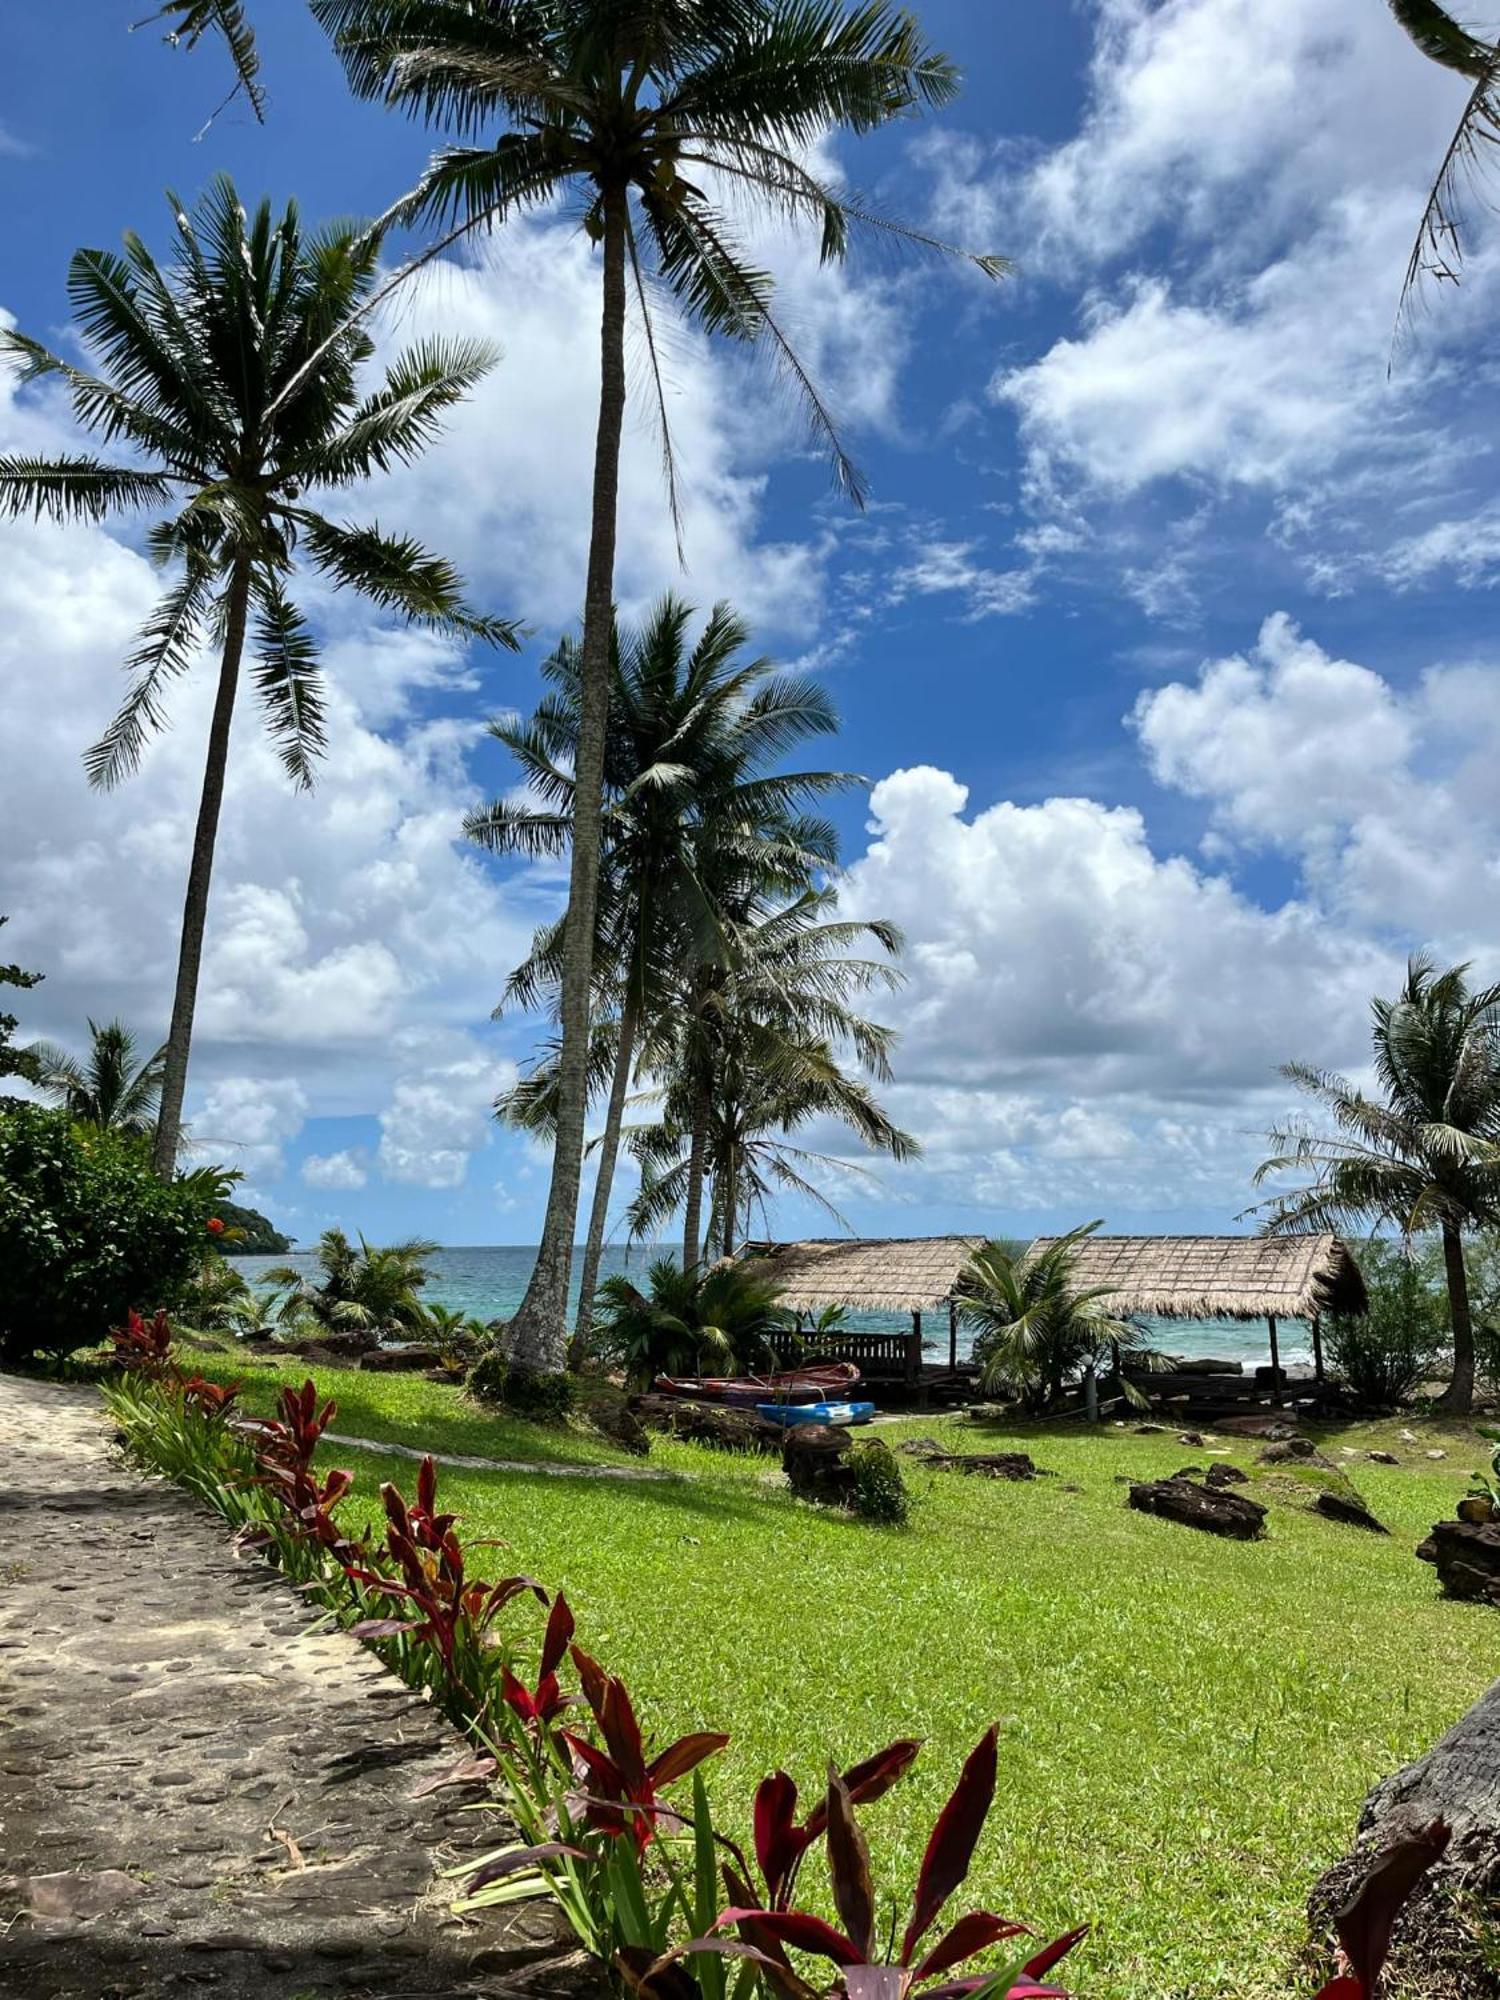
[1325,1238,1448,1408]
[0,1103,214,1361]
[848,1438,910,1525]
[467,1343,509,1407]
[503,1366,577,1425]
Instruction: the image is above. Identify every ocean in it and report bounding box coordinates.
[233,1243,1311,1367]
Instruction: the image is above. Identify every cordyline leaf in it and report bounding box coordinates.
[902,1727,999,1963]
[349,1616,421,1639]
[913,1912,1031,1984]
[804,1739,922,1842]
[844,1969,906,2000]
[466,1841,589,1892]
[648,1732,731,1788]
[410,1752,498,1798]
[1335,1820,1450,1992]
[755,1770,803,1899]
[1314,1982,1362,2000]
[615,1943,700,2000]
[824,1767,877,1960]
[716,1909,863,1968]
[540,1592,575,1680]
[1021,1928,1088,1980]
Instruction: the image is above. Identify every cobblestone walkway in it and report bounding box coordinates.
[0,1375,597,1999]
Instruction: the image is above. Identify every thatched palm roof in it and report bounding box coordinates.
[1024,1233,1367,1321]
[740,1236,985,1313]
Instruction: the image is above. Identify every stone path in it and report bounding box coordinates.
[0,1375,598,1999]
[324,1432,674,1483]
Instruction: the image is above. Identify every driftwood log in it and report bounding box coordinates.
[1309,1680,1500,1996]
[1127,1477,1267,1540]
[628,1395,783,1455]
[899,1441,1044,1480]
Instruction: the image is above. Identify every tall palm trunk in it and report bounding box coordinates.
[572,986,639,1356]
[719,1140,738,1261]
[506,181,628,1375]
[681,1071,711,1272]
[151,552,252,1176]
[1437,1217,1476,1414]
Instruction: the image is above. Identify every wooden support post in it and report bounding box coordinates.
[948,1298,959,1372]
[1311,1313,1326,1385]
[1267,1313,1282,1407]
[909,1310,923,1390]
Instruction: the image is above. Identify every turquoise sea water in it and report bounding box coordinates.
[234,1243,1310,1367]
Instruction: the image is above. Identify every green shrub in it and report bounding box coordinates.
[466,1344,509,1406]
[1325,1238,1448,1409]
[0,1103,212,1362]
[502,1366,577,1426]
[847,1438,909,1525]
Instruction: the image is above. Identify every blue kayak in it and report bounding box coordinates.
[755,1400,874,1428]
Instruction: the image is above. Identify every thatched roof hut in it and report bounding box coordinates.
[1024,1232,1367,1323]
[740,1235,985,1314]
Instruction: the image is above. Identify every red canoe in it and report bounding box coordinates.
[654,1362,862,1407]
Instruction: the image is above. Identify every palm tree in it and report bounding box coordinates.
[1251,955,1500,1414]
[0,178,515,1175]
[960,1225,1139,1414]
[27,1019,167,1139]
[312,0,1002,1377]
[626,888,917,1261]
[143,2,265,122]
[594,1253,792,1389]
[472,594,850,1343]
[266,1227,438,1337]
[1387,1,1500,335]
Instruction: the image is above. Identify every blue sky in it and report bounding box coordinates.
[3,0,1498,1249]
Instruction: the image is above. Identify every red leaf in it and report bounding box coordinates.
[824,1767,877,1960]
[805,1740,922,1842]
[541,1592,575,1680]
[913,1912,1029,1984]
[715,1910,863,1969]
[600,1674,648,1788]
[416,1453,438,1520]
[901,1728,999,1965]
[1334,1822,1449,1993]
[349,1617,421,1638]
[648,1732,731,1789]
[1314,1982,1363,2000]
[754,1771,803,1901]
[1020,1928,1087,1979]
[465,1841,589,1891]
[845,1967,909,2000]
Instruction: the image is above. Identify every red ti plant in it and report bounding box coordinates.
[347,1455,548,1701]
[246,1379,357,1558]
[501,1590,577,1735]
[1313,1822,1449,1998]
[178,1374,241,1418]
[562,1645,730,1856]
[750,1741,921,1913]
[110,1307,175,1376]
[707,1728,1085,2000]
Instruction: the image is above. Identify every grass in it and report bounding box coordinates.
[176,1346,1497,1999]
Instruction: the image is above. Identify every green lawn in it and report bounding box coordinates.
[179,1346,1498,2000]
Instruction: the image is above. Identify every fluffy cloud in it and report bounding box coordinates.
[1132,615,1500,941]
[191,1076,309,1183]
[953,0,1500,590]
[301,1150,369,1191]
[377,1045,513,1189]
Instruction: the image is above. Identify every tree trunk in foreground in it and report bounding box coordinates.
[1308,1676,1500,1996]
[151,553,252,1178]
[1437,1218,1476,1415]
[571,989,638,1357]
[504,183,628,1376]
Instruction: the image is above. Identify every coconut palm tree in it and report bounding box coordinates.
[26,1019,167,1139]
[0,178,515,1176]
[1251,954,1500,1414]
[312,0,1002,1377]
[472,594,851,1342]
[266,1227,438,1337]
[627,888,916,1262]
[960,1225,1140,1414]
[144,2,265,121]
[1387,1,1500,335]
[594,1252,792,1389]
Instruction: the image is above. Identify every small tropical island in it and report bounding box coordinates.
[3,6,1500,2000]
